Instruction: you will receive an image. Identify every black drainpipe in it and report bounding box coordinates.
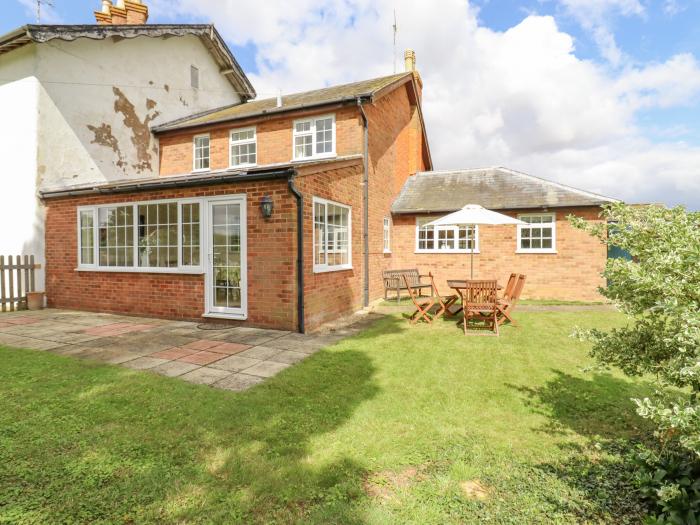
[357,98,370,308]
[287,170,305,333]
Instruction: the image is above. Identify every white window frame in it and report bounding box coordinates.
[193,133,210,172]
[76,197,205,274]
[293,114,336,161]
[229,126,257,167]
[312,196,352,273]
[383,217,391,253]
[414,217,480,253]
[516,212,557,254]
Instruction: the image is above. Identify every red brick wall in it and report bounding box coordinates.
[390,207,607,301]
[45,179,298,330]
[295,160,365,329]
[158,107,362,176]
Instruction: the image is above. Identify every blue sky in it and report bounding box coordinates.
[3,0,700,208]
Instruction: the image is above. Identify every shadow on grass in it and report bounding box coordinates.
[509,369,655,440]
[0,319,398,524]
[508,370,655,523]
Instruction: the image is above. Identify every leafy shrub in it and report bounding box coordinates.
[570,203,700,457]
[635,445,700,524]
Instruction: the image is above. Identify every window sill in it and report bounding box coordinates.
[313,264,353,274]
[292,153,337,163]
[383,250,392,254]
[515,250,557,254]
[229,163,257,169]
[75,266,205,275]
[192,168,211,174]
[414,250,480,255]
[203,312,247,321]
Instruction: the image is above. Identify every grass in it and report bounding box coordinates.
[0,311,653,524]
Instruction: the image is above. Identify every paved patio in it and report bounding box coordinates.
[0,309,367,391]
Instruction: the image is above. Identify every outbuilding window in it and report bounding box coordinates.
[313,197,351,272]
[383,217,391,253]
[415,218,478,253]
[517,213,556,253]
[293,114,336,160]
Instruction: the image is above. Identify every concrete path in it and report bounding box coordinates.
[0,309,370,391]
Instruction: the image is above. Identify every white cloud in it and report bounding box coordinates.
[555,0,645,66]
[163,0,700,209]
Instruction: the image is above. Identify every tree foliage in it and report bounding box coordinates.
[570,203,700,456]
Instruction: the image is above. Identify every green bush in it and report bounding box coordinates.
[635,445,700,524]
[570,203,700,457]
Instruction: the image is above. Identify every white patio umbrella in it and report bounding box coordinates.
[425,204,526,279]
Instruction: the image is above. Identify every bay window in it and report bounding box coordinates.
[416,218,478,253]
[313,197,351,272]
[517,213,556,253]
[77,198,202,273]
[294,114,335,160]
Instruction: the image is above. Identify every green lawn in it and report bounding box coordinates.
[0,312,653,524]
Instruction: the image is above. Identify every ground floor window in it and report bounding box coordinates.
[517,213,556,253]
[383,217,391,253]
[78,198,202,273]
[415,218,478,253]
[313,197,351,272]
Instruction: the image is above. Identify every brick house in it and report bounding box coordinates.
[37,5,617,332]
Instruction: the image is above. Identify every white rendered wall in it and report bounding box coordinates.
[0,44,43,289]
[0,34,242,293]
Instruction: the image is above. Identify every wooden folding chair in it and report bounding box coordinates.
[461,280,499,336]
[496,274,526,326]
[403,273,458,324]
[501,273,520,302]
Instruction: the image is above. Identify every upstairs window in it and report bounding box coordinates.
[517,213,556,253]
[415,218,478,253]
[190,65,199,89]
[293,114,335,160]
[193,134,210,171]
[230,127,257,167]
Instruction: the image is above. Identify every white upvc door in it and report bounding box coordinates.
[205,196,247,319]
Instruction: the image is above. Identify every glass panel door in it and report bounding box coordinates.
[207,199,247,318]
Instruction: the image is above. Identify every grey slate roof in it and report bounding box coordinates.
[391,167,618,214]
[153,72,413,132]
[0,24,255,100]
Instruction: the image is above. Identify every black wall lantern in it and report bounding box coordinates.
[260,195,274,219]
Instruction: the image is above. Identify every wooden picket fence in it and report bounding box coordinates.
[0,255,39,312]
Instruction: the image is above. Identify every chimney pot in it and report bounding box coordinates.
[404,49,416,72]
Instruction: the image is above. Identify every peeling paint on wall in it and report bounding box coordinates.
[87,122,126,168]
[112,86,160,173]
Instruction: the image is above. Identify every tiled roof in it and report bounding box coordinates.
[153,72,413,132]
[391,167,618,214]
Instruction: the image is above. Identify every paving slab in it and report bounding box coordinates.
[178,350,228,365]
[215,373,264,392]
[122,357,170,370]
[180,367,231,385]
[237,346,282,360]
[150,361,201,377]
[244,360,291,378]
[208,355,260,372]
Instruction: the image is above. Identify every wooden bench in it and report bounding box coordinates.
[383,269,433,303]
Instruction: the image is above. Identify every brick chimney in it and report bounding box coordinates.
[404,49,423,100]
[95,0,149,25]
